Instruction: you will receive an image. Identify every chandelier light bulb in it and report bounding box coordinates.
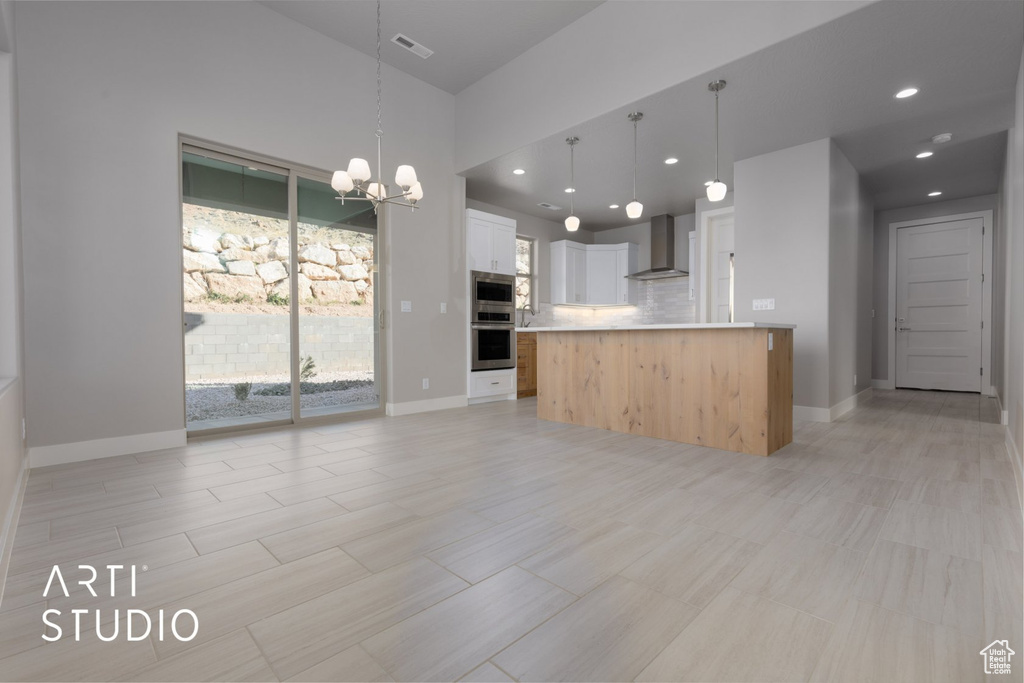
[565,215,580,232]
[331,170,354,194]
[707,180,727,202]
[365,182,386,200]
[395,165,417,190]
[347,158,372,183]
[626,201,643,219]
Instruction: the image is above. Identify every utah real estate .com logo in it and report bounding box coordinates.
[980,640,1015,676]
[41,564,198,643]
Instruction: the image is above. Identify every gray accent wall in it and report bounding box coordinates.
[15,1,462,448]
[871,193,999,383]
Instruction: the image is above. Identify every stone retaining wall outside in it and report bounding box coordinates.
[184,312,374,379]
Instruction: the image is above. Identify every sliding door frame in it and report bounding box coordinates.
[179,135,387,437]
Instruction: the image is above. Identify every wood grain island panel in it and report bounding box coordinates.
[536,325,793,456]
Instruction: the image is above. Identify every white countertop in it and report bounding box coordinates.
[515,322,796,332]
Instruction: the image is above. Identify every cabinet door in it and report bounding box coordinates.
[467,218,494,272]
[616,248,631,305]
[586,249,617,305]
[491,223,517,275]
[566,245,587,304]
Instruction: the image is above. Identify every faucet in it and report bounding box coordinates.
[520,304,534,328]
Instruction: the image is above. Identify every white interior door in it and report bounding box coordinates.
[896,218,983,392]
[710,214,735,323]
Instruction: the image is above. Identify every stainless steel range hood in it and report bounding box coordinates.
[626,214,689,280]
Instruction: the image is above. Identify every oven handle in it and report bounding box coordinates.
[471,324,516,331]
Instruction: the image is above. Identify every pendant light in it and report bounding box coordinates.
[626,112,644,219]
[706,80,727,202]
[331,0,422,211]
[565,136,580,231]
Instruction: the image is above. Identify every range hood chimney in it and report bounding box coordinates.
[627,214,689,280]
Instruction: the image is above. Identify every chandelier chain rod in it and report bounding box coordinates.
[632,119,637,201]
[715,90,720,181]
[570,142,575,215]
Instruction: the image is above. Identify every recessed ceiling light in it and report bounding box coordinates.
[704,180,714,187]
[895,87,918,99]
[512,168,526,175]
[932,133,953,144]
[916,151,933,159]
[928,191,942,197]
[564,187,575,193]
[664,157,679,165]
[609,204,620,209]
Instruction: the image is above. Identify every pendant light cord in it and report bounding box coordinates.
[632,118,638,201]
[570,142,575,215]
[376,0,383,140]
[714,90,720,181]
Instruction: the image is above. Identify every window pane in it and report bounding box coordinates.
[516,238,532,275]
[516,275,531,310]
[182,151,290,431]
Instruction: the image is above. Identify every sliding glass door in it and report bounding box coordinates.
[181,143,383,433]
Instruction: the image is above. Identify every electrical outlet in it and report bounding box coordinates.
[871,309,876,318]
[401,301,412,313]
[753,298,776,311]
[854,374,858,388]
[768,333,774,351]
[21,418,26,440]
[440,302,447,314]
[422,378,429,390]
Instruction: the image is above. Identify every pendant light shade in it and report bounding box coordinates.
[408,182,423,203]
[565,136,581,232]
[706,181,727,202]
[347,158,372,183]
[627,112,644,219]
[706,80,727,202]
[331,170,354,194]
[395,165,417,190]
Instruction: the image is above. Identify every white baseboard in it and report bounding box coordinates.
[793,405,831,422]
[386,395,468,417]
[830,388,873,422]
[28,429,187,468]
[468,394,517,405]
[872,379,895,390]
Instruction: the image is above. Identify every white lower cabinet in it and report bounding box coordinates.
[469,368,515,398]
[551,241,638,306]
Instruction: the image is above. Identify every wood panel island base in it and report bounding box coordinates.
[535,324,795,456]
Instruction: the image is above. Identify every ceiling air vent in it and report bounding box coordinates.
[391,33,433,59]
[538,202,562,211]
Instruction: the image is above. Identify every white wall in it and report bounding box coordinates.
[871,194,999,382]
[454,1,868,172]
[828,141,873,406]
[15,1,462,450]
[465,199,593,305]
[998,49,1023,480]
[734,139,832,411]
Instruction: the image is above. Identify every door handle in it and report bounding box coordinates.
[898,326,912,331]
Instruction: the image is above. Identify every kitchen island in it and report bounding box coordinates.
[531,323,795,456]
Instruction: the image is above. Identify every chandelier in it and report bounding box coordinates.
[331,0,423,211]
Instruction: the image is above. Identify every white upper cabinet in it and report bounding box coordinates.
[466,209,516,275]
[551,241,638,306]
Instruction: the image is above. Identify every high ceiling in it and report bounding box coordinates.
[460,0,1023,229]
[260,0,604,95]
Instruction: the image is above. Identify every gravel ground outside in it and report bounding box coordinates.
[186,370,377,423]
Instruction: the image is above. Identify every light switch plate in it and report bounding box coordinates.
[401,301,412,313]
[440,302,447,314]
[753,298,776,311]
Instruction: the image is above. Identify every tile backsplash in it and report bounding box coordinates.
[522,277,696,327]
